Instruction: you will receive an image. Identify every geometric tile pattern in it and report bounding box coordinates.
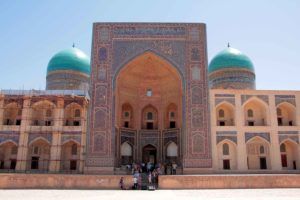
[88,23,211,169]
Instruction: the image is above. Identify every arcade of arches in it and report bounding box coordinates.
[211,90,300,172]
[2,23,300,175]
[115,52,182,166]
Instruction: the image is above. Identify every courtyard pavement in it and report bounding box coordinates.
[0,189,300,200]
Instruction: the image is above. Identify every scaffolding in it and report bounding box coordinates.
[0,89,89,174]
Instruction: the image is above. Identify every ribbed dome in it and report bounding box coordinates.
[208,47,254,73]
[47,47,90,75]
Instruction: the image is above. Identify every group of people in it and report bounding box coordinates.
[119,161,178,190]
[131,162,160,190]
[129,161,178,175]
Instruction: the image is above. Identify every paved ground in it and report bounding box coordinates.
[0,189,300,200]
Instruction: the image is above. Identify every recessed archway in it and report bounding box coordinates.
[142,144,157,165]
[217,140,237,170]
[277,102,296,126]
[246,137,270,170]
[216,102,235,126]
[115,51,183,164]
[115,51,183,130]
[3,102,22,126]
[0,141,18,170]
[243,98,269,126]
[61,140,80,172]
[280,140,299,170]
[120,142,133,165]
[31,100,56,126]
[27,138,51,171]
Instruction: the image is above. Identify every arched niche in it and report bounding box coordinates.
[120,142,133,165]
[27,138,51,171]
[121,103,134,128]
[166,142,178,157]
[61,140,80,171]
[280,140,299,170]
[165,103,178,129]
[3,102,22,126]
[216,102,235,126]
[164,142,178,164]
[141,105,158,130]
[64,103,82,126]
[114,51,183,131]
[277,102,296,126]
[246,137,270,170]
[243,98,269,126]
[142,144,157,164]
[217,140,237,170]
[0,141,18,170]
[31,100,56,126]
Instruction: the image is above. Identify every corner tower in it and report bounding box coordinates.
[208,46,256,89]
[46,47,90,90]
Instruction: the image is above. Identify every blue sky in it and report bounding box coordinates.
[0,0,299,90]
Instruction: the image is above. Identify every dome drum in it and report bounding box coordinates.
[209,68,256,89]
[46,70,90,90]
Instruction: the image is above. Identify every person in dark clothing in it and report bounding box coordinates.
[119,177,125,190]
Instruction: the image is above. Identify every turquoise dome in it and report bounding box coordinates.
[208,47,254,73]
[47,47,90,75]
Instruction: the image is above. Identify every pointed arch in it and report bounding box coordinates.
[0,140,18,147]
[246,136,270,170]
[31,100,56,126]
[165,103,178,129]
[280,138,298,146]
[246,135,270,144]
[113,50,184,89]
[215,101,235,126]
[28,136,51,171]
[276,102,296,126]
[121,103,134,128]
[242,96,269,108]
[0,139,18,170]
[64,102,83,126]
[218,138,237,147]
[217,139,237,170]
[120,142,133,156]
[31,100,56,108]
[141,104,158,129]
[142,144,157,164]
[3,102,22,126]
[28,137,51,146]
[60,139,80,171]
[215,100,235,108]
[277,101,296,109]
[4,102,21,109]
[65,102,83,110]
[166,141,178,157]
[243,97,269,126]
[279,139,299,170]
[61,139,81,146]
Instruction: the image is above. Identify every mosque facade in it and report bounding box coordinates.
[0,23,299,174]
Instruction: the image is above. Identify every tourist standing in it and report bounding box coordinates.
[148,172,152,184]
[147,161,151,172]
[138,174,142,189]
[141,162,145,172]
[133,176,138,189]
[119,177,125,190]
[152,169,158,184]
[172,162,177,175]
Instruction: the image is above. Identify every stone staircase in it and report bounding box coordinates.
[140,172,157,190]
[114,166,130,175]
